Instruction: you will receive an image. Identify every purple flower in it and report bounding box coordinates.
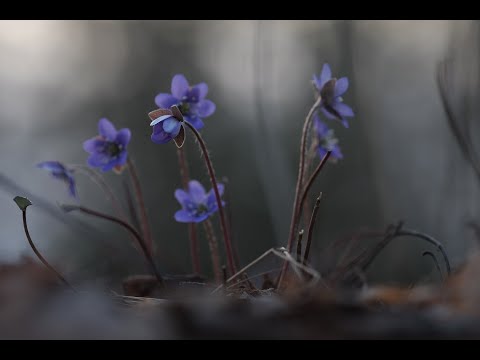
[37,161,77,198]
[313,63,354,128]
[148,106,186,148]
[83,118,131,172]
[174,180,225,223]
[155,74,216,131]
[314,115,343,161]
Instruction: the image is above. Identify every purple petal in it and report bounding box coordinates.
[116,128,131,147]
[319,63,332,89]
[174,210,196,223]
[162,117,181,136]
[188,180,207,204]
[192,83,208,100]
[171,74,189,99]
[150,114,174,127]
[341,118,350,128]
[320,107,337,121]
[332,102,354,117]
[87,153,109,167]
[37,161,65,173]
[185,115,204,130]
[68,176,77,198]
[197,100,216,118]
[174,189,191,206]
[314,115,329,136]
[98,118,117,141]
[116,151,128,167]
[332,145,343,159]
[206,184,225,209]
[155,93,179,108]
[101,159,117,172]
[334,77,349,97]
[83,138,105,154]
[151,127,173,144]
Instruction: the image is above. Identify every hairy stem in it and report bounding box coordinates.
[176,147,201,274]
[64,205,165,287]
[22,210,73,289]
[126,157,153,257]
[303,193,323,265]
[203,219,222,284]
[184,121,236,276]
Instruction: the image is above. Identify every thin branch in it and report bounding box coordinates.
[303,193,323,265]
[62,204,164,287]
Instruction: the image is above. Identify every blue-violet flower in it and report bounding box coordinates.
[37,161,77,198]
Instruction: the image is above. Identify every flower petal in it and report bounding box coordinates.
[151,127,173,144]
[98,118,117,141]
[332,145,343,159]
[192,82,208,100]
[37,161,65,174]
[68,176,77,198]
[171,74,189,99]
[162,117,181,136]
[320,106,337,121]
[341,118,350,128]
[101,159,117,172]
[185,115,204,130]
[150,114,174,127]
[206,184,225,209]
[155,93,179,108]
[174,210,195,223]
[116,128,131,147]
[87,153,109,167]
[334,77,349,97]
[332,102,354,117]
[319,63,332,89]
[174,189,191,206]
[116,151,128,167]
[197,99,216,118]
[188,180,207,204]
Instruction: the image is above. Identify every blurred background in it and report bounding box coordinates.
[0,20,478,288]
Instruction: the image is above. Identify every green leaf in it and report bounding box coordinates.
[13,196,32,211]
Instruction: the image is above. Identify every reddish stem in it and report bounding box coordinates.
[176,147,201,274]
[184,121,236,276]
[126,157,154,257]
[22,210,73,289]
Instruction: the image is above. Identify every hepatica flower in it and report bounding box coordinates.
[313,63,354,128]
[37,161,77,198]
[149,106,186,148]
[155,74,216,131]
[83,118,131,172]
[314,115,343,161]
[174,180,225,223]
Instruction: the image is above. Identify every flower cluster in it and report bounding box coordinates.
[311,63,354,161]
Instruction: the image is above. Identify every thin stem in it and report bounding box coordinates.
[184,121,236,276]
[176,147,201,274]
[70,165,127,220]
[422,251,445,282]
[22,210,73,289]
[126,157,153,257]
[203,219,222,284]
[296,229,304,263]
[277,151,331,288]
[64,205,165,287]
[285,98,321,256]
[395,228,451,276]
[303,193,323,265]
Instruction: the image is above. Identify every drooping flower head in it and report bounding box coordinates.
[313,63,354,128]
[314,115,343,161]
[174,180,225,223]
[155,74,216,131]
[83,118,131,173]
[37,161,77,198]
[149,106,186,148]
